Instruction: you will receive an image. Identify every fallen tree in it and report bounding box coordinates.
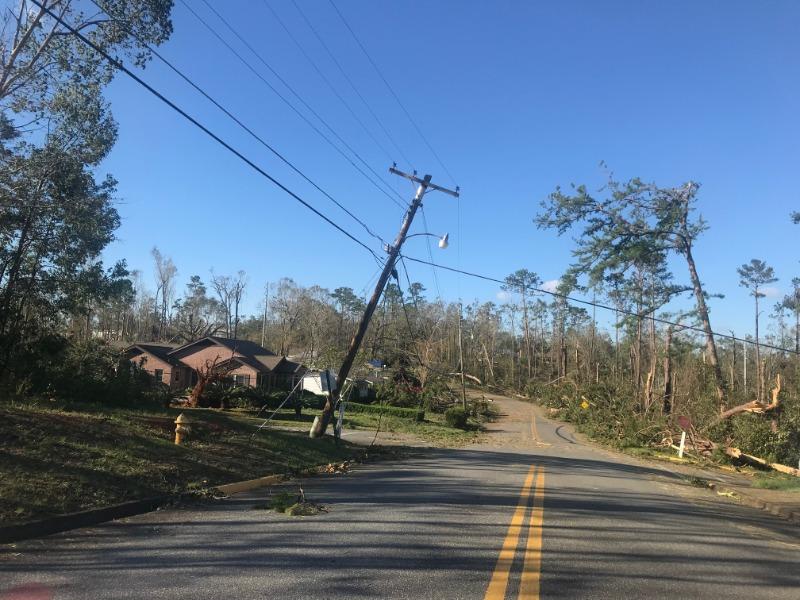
[710,374,782,426]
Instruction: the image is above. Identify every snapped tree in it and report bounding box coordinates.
[537,177,729,412]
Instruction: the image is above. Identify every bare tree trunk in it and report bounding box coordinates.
[662,326,673,414]
[635,308,642,397]
[509,309,516,388]
[682,242,727,410]
[522,290,532,381]
[795,306,799,354]
[754,293,761,402]
[729,333,737,393]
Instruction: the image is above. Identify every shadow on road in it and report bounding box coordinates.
[2,446,798,599]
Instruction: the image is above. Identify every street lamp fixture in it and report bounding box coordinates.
[405,232,449,250]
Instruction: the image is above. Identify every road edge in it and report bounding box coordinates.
[524,397,800,527]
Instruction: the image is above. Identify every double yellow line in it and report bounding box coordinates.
[484,465,546,600]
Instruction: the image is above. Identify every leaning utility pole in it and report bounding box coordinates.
[457,302,468,410]
[310,167,459,438]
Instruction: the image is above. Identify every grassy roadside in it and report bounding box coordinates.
[255,406,487,447]
[525,397,800,492]
[0,401,361,527]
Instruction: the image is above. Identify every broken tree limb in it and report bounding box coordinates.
[710,374,781,426]
[723,446,800,478]
[449,372,482,385]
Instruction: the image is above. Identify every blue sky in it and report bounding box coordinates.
[99,0,800,338]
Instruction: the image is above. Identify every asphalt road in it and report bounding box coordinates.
[2,396,799,599]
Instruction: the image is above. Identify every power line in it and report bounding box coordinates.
[259,0,396,167]
[288,0,415,171]
[328,0,457,185]
[87,0,387,250]
[419,206,445,311]
[183,0,407,211]
[33,2,381,262]
[402,255,800,356]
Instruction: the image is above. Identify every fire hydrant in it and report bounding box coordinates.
[174,413,191,445]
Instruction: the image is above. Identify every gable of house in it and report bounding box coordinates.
[125,344,189,389]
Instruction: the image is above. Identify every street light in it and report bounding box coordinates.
[405,232,449,249]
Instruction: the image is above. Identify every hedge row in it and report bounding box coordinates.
[344,401,424,422]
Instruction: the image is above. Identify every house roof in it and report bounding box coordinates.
[168,336,276,360]
[207,336,277,357]
[167,336,303,375]
[126,343,183,367]
[233,354,283,373]
[276,359,305,374]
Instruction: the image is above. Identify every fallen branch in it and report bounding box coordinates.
[710,374,782,426]
[448,372,482,385]
[723,447,800,478]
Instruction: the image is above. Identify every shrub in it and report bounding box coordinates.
[444,407,468,429]
[375,378,421,408]
[9,338,154,407]
[345,401,424,422]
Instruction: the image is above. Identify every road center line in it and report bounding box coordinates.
[519,467,546,600]
[484,465,537,600]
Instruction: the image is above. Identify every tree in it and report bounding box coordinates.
[538,177,729,411]
[780,278,800,354]
[174,275,222,342]
[151,247,177,339]
[0,0,173,383]
[330,286,363,346]
[737,259,777,401]
[211,270,247,339]
[503,269,541,381]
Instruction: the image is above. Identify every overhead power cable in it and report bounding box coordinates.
[328,0,457,185]
[184,0,407,210]
[402,255,800,356]
[259,0,395,166]
[32,1,380,261]
[288,0,415,171]
[419,206,445,311]
[87,0,387,249]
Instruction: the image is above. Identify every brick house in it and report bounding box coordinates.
[125,336,305,392]
[126,343,190,390]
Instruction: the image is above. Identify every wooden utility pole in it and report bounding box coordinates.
[310,167,459,438]
[457,302,468,410]
[261,283,270,348]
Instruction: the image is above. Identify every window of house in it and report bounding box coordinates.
[154,369,164,382]
[233,374,250,387]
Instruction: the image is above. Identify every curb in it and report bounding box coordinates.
[0,496,170,545]
[715,485,800,525]
[530,400,800,528]
[1,462,353,545]
[214,474,287,495]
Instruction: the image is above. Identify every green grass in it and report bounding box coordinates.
[752,473,800,492]
[246,405,485,446]
[0,400,361,526]
[343,411,484,446]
